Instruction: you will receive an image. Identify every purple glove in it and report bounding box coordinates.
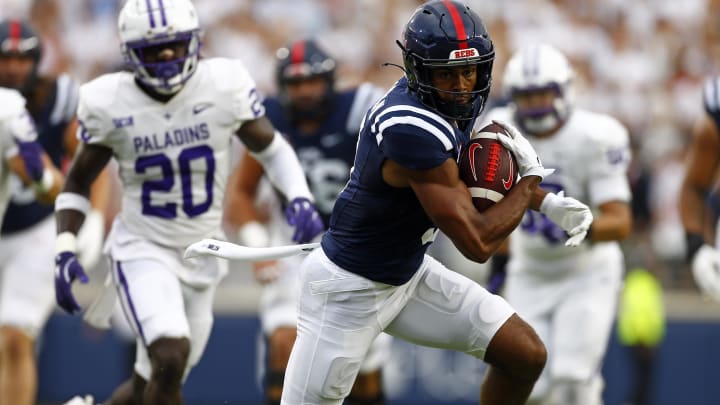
[16,140,44,181]
[285,197,324,243]
[54,251,89,314]
[487,254,508,295]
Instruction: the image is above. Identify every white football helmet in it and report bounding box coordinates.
[502,43,574,135]
[118,0,201,95]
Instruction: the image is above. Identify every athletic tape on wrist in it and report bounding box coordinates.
[56,231,78,254]
[55,192,91,214]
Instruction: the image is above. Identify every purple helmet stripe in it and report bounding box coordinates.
[144,0,156,28]
[157,0,168,26]
[114,259,148,348]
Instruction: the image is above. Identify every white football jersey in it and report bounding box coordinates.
[0,88,37,231]
[78,58,265,248]
[478,106,632,272]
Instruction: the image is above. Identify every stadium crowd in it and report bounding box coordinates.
[1,0,717,287]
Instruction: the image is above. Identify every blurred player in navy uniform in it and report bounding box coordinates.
[480,43,633,405]
[226,39,390,405]
[681,76,720,300]
[54,1,323,404]
[280,2,594,404]
[0,19,107,405]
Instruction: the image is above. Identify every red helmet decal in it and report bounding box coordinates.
[442,0,468,49]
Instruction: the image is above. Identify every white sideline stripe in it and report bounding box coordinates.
[468,187,504,202]
[471,131,501,140]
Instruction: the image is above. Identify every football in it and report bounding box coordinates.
[458,122,518,212]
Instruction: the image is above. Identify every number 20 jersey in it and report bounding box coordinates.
[78,58,264,248]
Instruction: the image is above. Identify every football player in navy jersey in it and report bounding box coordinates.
[226,39,390,405]
[279,2,593,404]
[0,19,108,405]
[681,76,720,301]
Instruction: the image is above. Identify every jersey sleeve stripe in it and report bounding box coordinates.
[376,115,454,151]
[372,104,454,136]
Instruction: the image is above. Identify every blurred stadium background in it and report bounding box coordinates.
[3,0,720,404]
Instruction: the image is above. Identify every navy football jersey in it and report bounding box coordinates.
[321,77,470,285]
[1,74,78,234]
[264,83,383,225]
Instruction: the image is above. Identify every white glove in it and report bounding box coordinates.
[540,191,594,247]
[692,245,720,301]
[493,120,554,180]
[76,209,105,270]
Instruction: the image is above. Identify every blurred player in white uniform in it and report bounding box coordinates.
[0,93,65,405]
[226,38,390,404]
[53,1,322,405]
[0,87,62,224]
[680,76,720,301]
[479,43,633,405]
[0,19,110,405]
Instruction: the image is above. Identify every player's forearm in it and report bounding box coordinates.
[587,212,632,242]
[55,173,94,235]
[452,176,539,262]
[680,183,708,235]
[250,132,313,202]
[477,176,540,245]
[529,187,548,211]
[88,167,111,212]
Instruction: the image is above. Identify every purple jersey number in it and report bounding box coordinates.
[520,182,566,244]
[136,145,215,219]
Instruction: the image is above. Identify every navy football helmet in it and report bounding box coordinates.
[0,19,42,92]
[275,39,336,122]
[398,0,494,122]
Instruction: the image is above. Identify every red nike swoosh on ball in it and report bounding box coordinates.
[468,143,482,181]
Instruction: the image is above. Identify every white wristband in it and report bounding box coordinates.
[539,192,559,215]
[238,221,270,248]
[55,192,91,214]
[32,168,55,193]
[56,231,78,254]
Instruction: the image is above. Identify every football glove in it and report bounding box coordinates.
[54,251,89,314]
[285,197,324,244]
[540,191,594,247]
